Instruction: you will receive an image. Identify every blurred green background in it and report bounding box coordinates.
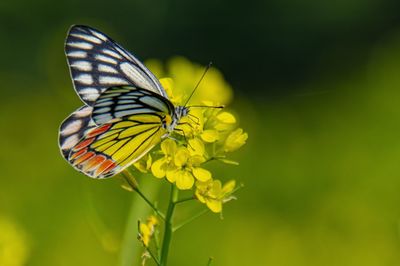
[2,0,400,265]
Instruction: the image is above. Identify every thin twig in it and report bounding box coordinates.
[122,171,166,221]
[174,195,195,204]
[173,208,209,232]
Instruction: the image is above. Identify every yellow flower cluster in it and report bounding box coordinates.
[134,57,248,213]
[138,215,158,247]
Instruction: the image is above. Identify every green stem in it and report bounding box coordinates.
[144,246,160,265]
[173,208,209,232]
[174,195,195,204]
[122,171,166,220]
[159,185,179,266]
[207,257,214,266]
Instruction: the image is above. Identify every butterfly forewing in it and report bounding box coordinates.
[65,25,168,105]
[68,113,167,178]
[92,86,174,125]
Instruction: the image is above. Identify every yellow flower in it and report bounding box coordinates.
[151,139,178,178]
[224,128,248,152]
[138,215,158,247]
[177,107,237,146]
[168,147,212,190]
[152,138,211,190]
[195,179,236,213]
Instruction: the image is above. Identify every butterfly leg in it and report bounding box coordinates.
[188,114,200,125]
[173,128,194,149]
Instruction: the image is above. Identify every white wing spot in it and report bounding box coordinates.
[102,49,122,59]
[95,54,118,64]
[141,96,167,111]
[118,95,137,100]
[82,93,100,102]
[90,30,108,41]
[62,135,80,150]
[98,64,118,74]
[115,46,132,60]
[61,120,83,136]
[75,106,93,117]
[99,76,127,85]
[67,51,87,58]
[74,74,93,85]
[115,104,141,111]
[70,33,102,44]
[71,61,92,71]
[95,101,114,107]
[115,109,155,117]
[118,100,137,104]
[93,114,113,124]
[93,107,111,114]
[115,110,136,117]
[80,88,99,95]
[67,42,93,50]
[120,62,152,90]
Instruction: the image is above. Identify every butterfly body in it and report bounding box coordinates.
[59,25,189,178]
[164,106,189,132]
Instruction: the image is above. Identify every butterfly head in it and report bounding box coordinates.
[164,106,189,132]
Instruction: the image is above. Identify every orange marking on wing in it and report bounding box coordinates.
[72,138,95,152]
[73,151,95,166]
[70,147,88,160]
[87,124,112,138]
[94,159,116,177]
[82,155,107,172]
[102,162,117,175]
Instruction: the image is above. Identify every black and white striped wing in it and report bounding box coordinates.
[65,25,168,105]
[92,86,174,125]
[58,105,97,160]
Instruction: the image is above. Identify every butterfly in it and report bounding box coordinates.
[58,25,190,178]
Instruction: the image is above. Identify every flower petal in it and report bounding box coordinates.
[175,170,194,190]
[224,128,248,152]
[195,189,206,203]
[166,169,178,183]
[190,155,206,165]
[174,148,190,167]
[201,129,219,143]
[188,138,205,156]
[192,167,212,182]
[217,112,236,124]
[161,139,177,155]
[151,158,167,178]
[222,180,236,195]
[206,199,222,213]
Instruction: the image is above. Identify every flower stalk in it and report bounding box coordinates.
[160,185,179,266]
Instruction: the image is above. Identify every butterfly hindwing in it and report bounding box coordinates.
[68,113,167,178]
[59,106,97,159]
[65,25,168,105]
[92,86,174,125]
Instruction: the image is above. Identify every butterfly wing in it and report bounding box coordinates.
[92,86,175,125]
[65,25,168,105]
[68,113,167,178]
[59,106,97,159]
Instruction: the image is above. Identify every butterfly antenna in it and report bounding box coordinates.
[184,61,213,107]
